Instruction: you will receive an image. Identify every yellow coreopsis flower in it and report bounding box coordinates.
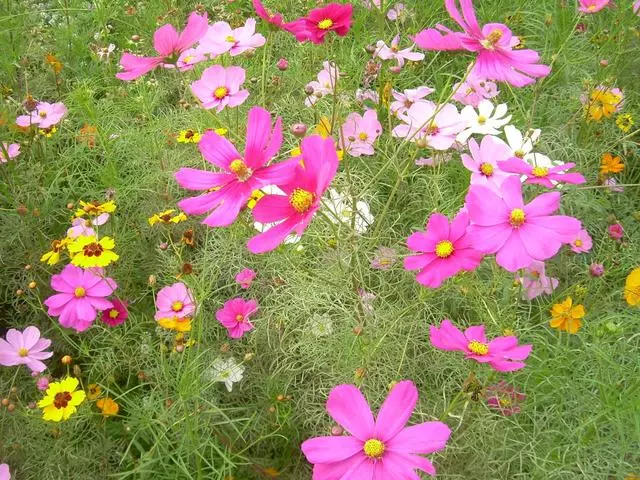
[39,126,58,137]
[177,129,202,144]
[75,200,116,218]
[40,238,70,265]
[586,89,623,121]
[247,190,265,209]
[616,113,634,133]
[315,117,332,138]
[38,376,86,422]
[158,316,192,332]
[68,235,119,268]
[550,297,585,334]
[624,267,640,307]
[96,397,120,417]
[148,209,187,226]
[86,383,102,401]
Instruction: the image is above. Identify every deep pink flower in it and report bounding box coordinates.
[390,86,434,116]
[430,319,532,371]
[485,381,526,415]
[0,464,9,480]
[0,326,53,374]
[578,0,610,13]
[405,212,484,288]
[287,3,353,44]
[176,107,297,227]
[515,260,558,300]
[247,135,340,254]
[252,0,286,27]
[392,101,465,150]
[374,34,425,67]
[413,0,551,87]
[465,176,582,272]
[301,380,451,478]
[462,136,513,193]
[44,265,117,332]
[216,298,258,339]
[340,109,382,157]
[16,102,67,129]
[155,282,195,320]
[589,263,605,277]
[197,19,266,57]
[608,223,624,240]
[115,12,208,81]
[190,65,250,112]
[569,229,593,253]
[101,298,129,327]
[0,143,20,163]
[235,268,257,289]
[498,157,586,189]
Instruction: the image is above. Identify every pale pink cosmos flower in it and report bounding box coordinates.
[175,48,206,71]
[465,176,582,272]
[374,34,425,67]
[340,109,382,157]
[66,215,111,239]
[362,0,381,8]
[37,376,50,391]
[0,326,53,374]
[0,143,20,163]
[305,61,340,107]
[578,0,610,13]
[515,260,558,300]
[44,264,117,332]
[390,86,434,116]
[355,88,380,106]
[387,3,407,21]
[405,212,484,288]
[415,152,453,167]
[235,268,257,289]
[116,12,208,81]
[155,282,195,320]
[414,0,551,87]
[430,319,532,372]
[301,380,451,478]
[216,298,258,339]
[16,102,67,129]
[393,101,466,150]
[0,464,9,480]
[604,177,624,193]
[498,157,586,189]
[569,229,593,253]
[461,136,513,193]
[191,65,250,112]
[452,71,499,107]
[197,19,266,57]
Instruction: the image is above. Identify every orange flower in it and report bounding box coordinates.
[45,54,63,74]
[96,397,119,417]
[599,153,624,176]
[550,297,585,334]
[77,124,97,148]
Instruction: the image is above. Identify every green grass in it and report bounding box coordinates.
[1,0,639,478]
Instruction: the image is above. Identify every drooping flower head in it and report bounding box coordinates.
[286,3,353,44]
[16,102,67,129]
[374,34,425,67]
[340,109,382,157]
[461,135,513,193]
[301,381,451,478]
[190,65,249,112]
[498,157,586,189]
[101,298,128,327]
[155,282,195,320]
[216,298,259,339]
[176,107,297,227]
[578,0,610,14]
[429,319,532,371]
[0,326,53,374]
[515,260,558,300]
[197,19,266,57]
[235,268,257,289]
[392,101,465,150]
[37,376,86,422]
[0,143,20,163]
[414,0,551,87]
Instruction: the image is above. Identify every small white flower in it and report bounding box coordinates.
[310,313,333,337]
[97,43,116,60]
[210,357,245,392]
[523,152,561,169]
[503,125,540,159]
[322,189,374,234]
[457,100,512,143]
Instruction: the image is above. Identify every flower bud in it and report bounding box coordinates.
[276,58,289,71]
[290,123,307,137]
[61,355,72,365]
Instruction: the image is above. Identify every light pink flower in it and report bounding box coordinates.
[430,319,532,371]
[67,218,97,239]
[0,143,20,163]
[235,268,257,289]
[568,229,593,253]
[0,326,53,374]
[604,177,624,192]
[0,463,9,480]
[462,136,513,193]
[498,157,586,189]
[44,264,117,332]
[465,176,582,272]
[197,19,266,57]
[101,298,128,327]
[393,101,466,150]
[374,34,425,67]
[387,3,407,21]
[578,0,610,13]
[37,376,50,391]
[390,86,434,116]
[191,65,249,112]
[340,109,382,157]
[305,61,340,107]
[301,380,451,478]
[452,71,499,107]
[515,260,558,300]
[16,102,67,129]
[216,298,258,339]
[175,48,206,71]
[634,0,640,14]
[362,0,381,8]
[155,282,195,320]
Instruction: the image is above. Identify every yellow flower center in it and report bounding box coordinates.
[183,55,194,64]
[587,4,597,10]
[498,397,512,407]
[74,287,86,298]
[435,240,454,258]
[481,28,503,49]
[18,347,29,357]
[574,239,583,247]
[172,301,184,312]
[480,163,494,176]
[509,208,526,227]
[358,132,368,141]
[39,111,48,118]
[214,86,229,99]
[363,439,385,459]
[225,35,235,43]
[477,115,487,125]
[109,309,120,319]
[425,121,438,135]
[318,19,334,30]
[235,314,245,323]
[229,159,252,181]
[514,149,525,158]
[532,166,549,177]
[467,340,489,355]
[289,188,315,214]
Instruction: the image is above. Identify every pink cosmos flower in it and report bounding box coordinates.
[634,0,640,14]
[414,0,551,87]
[374,34,425,67]
[498,157,586,189]
[247,135,340,254]
[44,264,117,332]
[578,0,610,13]
[393,101,466,150]
[37,376,50,391]
[405,212,484,288]
[0,464,9,480]
[155,282,195,320]
[176,107,297,227]
[235,268,257,289]
[16,102,67,129]
[115,12,208,81]
[465,176,582,272]
[305,61,340,107]
[216,298,259,339]
[301,380,451,478]
[0,143,20,163]
[569,229,593,253]
[175,48,206,71]
[485,381,526,416]
[390,86,434,116]
[101,298,129,327]
[340,110,382,157]
[462,136,513,193]
[430,319,532,371]
[0,326,53,374]
[66,215,109,239]
[197,19,266,57]
[287,3,353,44]
[359,288,376,315]
[252,0,286,27]
[515,260,558,300]
[608,223,624,240]
[190,65,250,112]
[387,3,407,21]
[452,71,499,107]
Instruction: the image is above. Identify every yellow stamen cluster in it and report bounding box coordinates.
[509,208,526,227]
[214,86,229,99]
[289,188,315,214]
[318,19,334,30]
[363,439,385,459]
[74,287,86,298]
[480,163,494,176]
[229,159,252,181]
[18,347,29,357]
[467,340,489,355]
[172,301,184,312]
[532,166,549,177]
[435,240,455,258]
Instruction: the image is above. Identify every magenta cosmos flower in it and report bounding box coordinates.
[247,135,340,254]
[115,12,208,81]
[340,109,382,157]
[301,380,451,478]
[44,264,117,332]
[216,298,259,339]
[578,0,610,13]
[462,136,513,193]
[498,157,586,189]
[0,326,53,374]
[16,102,67,129]
[176,107,297,227]
[392,101,465,150]
[414,0,551,87]
[101,298,129,327]
[197,19,265,57]
[374,34,425,67]
[405,211,484,288]
[190,65,249,112]
[235,268,257,289]
[0,143,20,163]
[430,319,532,372]
[287,3,354,44]
[465,176,582,272]
[608,223,624,240]
[252,0,286,27]
[155,282,195,320]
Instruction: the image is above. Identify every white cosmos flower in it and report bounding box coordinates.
[457,100,512,143]
[322,188,374,234]
[210,357,245,392]
[503,125,541,159]
[310,313,333,337]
